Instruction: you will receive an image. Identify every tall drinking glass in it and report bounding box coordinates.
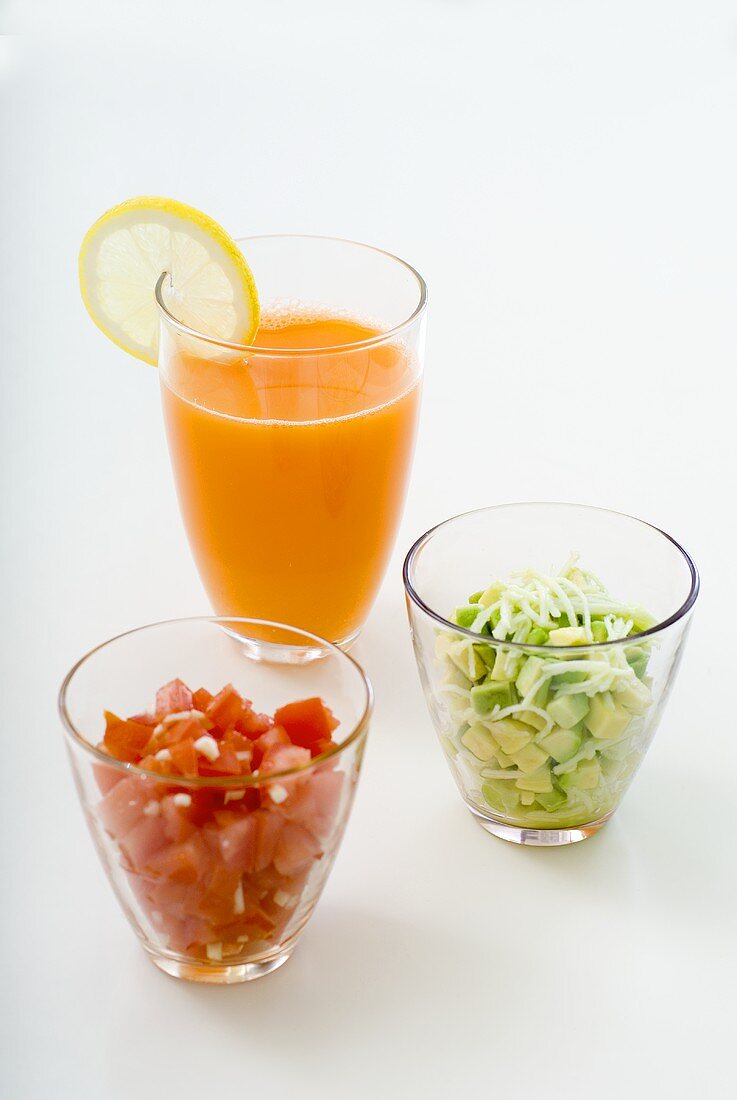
[156,236,426,649]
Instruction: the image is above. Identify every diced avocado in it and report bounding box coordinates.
[516,709,548,731]
[479,582,504,608]
[482,779,520,815]
[526,627,549,646]
[625,645,649,680]
[488,718,533,755]
[471,679,516,715]
[535,786,568,811]
[552,737,597,775]
[584,692,632,740]
[631,607,658,632]
[461,723,499,762]
[446,691,469,717]
[448,639,486,681]
[559,758,601,790]
[536,725,583,764]
[474,643,497,670]
[614,677,651,715]
[441,735,459,757]
[515,766,553,793]
[489,648,521,683]
[547,692,590,729]
[599,754,627,780]
[516,655,546,698]
[534,678,551,707]
[492,747,516,769]
[435,631,453,661]
[519,789,536,806]
[629,655,648,680]
[454,605,480,629]
[590,620,608,643]
[600,737,633,762]
[443,663,472,689]
[548,626,589,646]
[510,742,550,774]
[468,590,484,604]
[551,668,588,687]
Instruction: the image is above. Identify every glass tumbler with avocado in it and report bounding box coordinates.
[403,504,698,846]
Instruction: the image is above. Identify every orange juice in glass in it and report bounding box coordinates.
[157,236,426,648]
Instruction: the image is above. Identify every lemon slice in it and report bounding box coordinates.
[79,196,259,365]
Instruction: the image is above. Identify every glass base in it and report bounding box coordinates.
[147,947,293,984]
[224,625,361,664]
[469,806,612,846]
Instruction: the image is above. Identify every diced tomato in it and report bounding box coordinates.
[120,814,168,871]
[221,730,251,753]
[168,738,199,778]
[128,712,158,727]
[92,761,124,795]
[260,744,312,775]
[281,768,344,838]
[192,687,213,712]
[273,822,322,876]
[252,726,290,769]
[125,868,158,911]
[103,712,153,763]
[138,754,175,777]
[253,810,283,872]
[198,748,242,777]
[165,916,212,953]
[160,795,197,842]
[205,684,245,732]
[194,864,244,923]
[273,698,339,749]
[216,814,257,871]
[211,809,242,830]
[162,716,203,747]
[145,833,212,885]
[222,740,252,776]
[310,737,337,758]
[235,706,273,738]
[242,787,261,812]
[95,677,344,967]
[155,679,193,714]
[142,878,190,915]
[98,774,154,836]
[187,788,218,826]
[217,906,276,941]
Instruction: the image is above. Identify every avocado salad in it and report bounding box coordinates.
[437,555,657,829]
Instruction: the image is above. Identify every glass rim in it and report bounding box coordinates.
[154,233,428,356]
[402,501,700,653]
[58,615,373,787]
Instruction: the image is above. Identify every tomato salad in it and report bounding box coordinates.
[95,680,345,963]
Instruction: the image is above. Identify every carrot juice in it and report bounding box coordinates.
[160,313,421,642]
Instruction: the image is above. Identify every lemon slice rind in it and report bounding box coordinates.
[79,196,259,366]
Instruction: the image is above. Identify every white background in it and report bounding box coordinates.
[2,3,736,1097]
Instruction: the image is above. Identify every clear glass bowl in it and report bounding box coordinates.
[403,504,699,846]
[59,617,372,982]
